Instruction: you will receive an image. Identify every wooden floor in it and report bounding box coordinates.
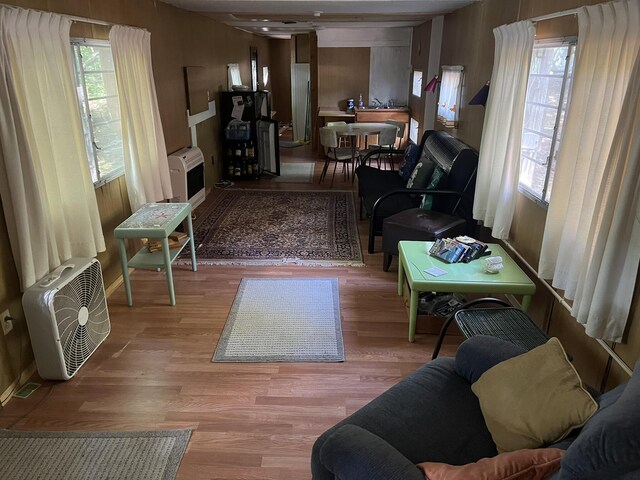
[0,140,462,479]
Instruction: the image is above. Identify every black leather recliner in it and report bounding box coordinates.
[355,130,479,265]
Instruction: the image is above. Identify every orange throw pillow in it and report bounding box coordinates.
[417,448,564,480]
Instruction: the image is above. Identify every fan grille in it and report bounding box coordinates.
[53,261,110,377]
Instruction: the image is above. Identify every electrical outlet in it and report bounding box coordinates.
[1,309,12,335]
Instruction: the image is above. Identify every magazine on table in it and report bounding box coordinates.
[429,237,488,263]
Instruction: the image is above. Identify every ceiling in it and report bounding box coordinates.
[160,0,478,38]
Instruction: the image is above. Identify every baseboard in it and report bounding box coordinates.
[104,268,133,299]
[0,361,37,406]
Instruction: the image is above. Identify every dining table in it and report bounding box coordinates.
[326,122,399,170]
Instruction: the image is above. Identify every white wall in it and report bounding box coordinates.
[317,27,411,48]
[369,46,411,106]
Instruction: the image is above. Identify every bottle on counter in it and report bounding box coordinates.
[358,93,364,109]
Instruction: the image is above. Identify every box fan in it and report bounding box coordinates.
[22,258,110,380]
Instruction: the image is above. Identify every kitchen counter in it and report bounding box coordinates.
[356,107,409,112]
[318,109,355,118]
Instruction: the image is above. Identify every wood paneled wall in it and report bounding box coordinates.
[408,22,431,133]
[422,0,638,388]
[269,39,293,123]
[0,0,278,401]
[318,47,370,110]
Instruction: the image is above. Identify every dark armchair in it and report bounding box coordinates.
[355,130,478,256]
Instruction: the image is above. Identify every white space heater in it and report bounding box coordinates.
[168,146,206,209]
[22,258,110,380]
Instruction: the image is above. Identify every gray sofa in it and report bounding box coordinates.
[311,336,640,480]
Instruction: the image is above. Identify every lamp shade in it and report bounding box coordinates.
[424,75,439,93]
[469,82,490,106]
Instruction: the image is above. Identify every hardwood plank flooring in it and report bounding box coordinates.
[0,140,463,479]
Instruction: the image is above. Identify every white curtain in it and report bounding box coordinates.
[436,66,463,127]
[473,21,536,239]
[0,7,105,290]
[539,0,640,342]
[109,26,172,212]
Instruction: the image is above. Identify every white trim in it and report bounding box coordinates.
[423,15,443,132]
[0,363,37,406]
[187,101,216,148]
[502,240,634,377]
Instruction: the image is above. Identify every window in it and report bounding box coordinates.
[262,66,269,87]
[71,39,125,186]
[227,63,242,89]
[409,117,419,144]
[437,66,463,128]
[250,46,258,91]
[519,39,576,204]
[412,70,422,97]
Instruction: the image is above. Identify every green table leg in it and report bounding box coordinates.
[522,295,532,311]
[162,237,176,306]
[398,250,405,296]
[186,213,197,272]
[118,238,133,306]
[408,288,419,342]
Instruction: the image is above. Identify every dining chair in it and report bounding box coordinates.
[325,121,350,149]
[360,124,399,170]
[319,126,355,186]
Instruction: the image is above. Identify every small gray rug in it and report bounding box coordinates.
[273,162,315,183]
[0,429,191,480]
[279,140,303,148]
[213,278,344,362]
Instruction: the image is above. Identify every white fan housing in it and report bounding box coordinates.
[22,258,110,380]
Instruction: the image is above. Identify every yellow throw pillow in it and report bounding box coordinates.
[471,337,598,453]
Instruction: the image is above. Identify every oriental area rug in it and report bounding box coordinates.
[179,189,364,267]
[213,278,344,362]
[0,429,191,480]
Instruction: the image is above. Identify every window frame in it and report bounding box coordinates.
[71,37,125,188]
[436,65,464,129]
[518,37,577,207]
[409,117,420,144]
[412,70,422,97]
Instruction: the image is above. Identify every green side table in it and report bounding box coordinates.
[114,203,197,306]
[397,241,535,342]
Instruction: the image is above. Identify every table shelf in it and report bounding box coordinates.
[114,202,196,306]
[127,238,190,270]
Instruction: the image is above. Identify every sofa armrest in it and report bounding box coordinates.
[318,424,425,480]
[371,189,468,219]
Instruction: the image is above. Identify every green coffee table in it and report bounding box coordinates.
[115,203,197,306]
[398,241,535,342]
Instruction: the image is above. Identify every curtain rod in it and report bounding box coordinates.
[0,3,141,29]
[66,13,112,27]
[530,7,579,23]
